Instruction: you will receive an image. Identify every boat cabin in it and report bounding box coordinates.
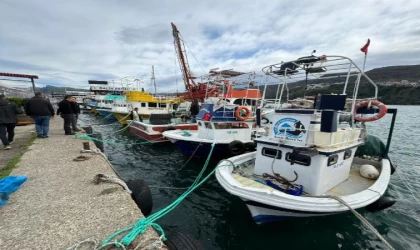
[196,103,255,141]
[254,94,363,196]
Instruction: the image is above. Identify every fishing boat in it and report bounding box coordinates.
[163,23,265,157]
[163,69,265,157]
[130,23,263,143]
[215,54,397,224]
[111,91,180,125]
[129,115,198,143]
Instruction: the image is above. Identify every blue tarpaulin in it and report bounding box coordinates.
[0,176,27,207]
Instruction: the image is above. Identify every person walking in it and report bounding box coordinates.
[0,94,21,149]
[24,92,55,138]
[69,97,81,132]
[57,95,75,135]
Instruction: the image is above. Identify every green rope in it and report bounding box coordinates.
[181,130,192,136]
[102,142,220,247]
[74,134,153,146]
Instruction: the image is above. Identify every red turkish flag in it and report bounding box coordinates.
[202,112,212,121]
[360,39,370,55]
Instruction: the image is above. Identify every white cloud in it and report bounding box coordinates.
[0,0,419,92]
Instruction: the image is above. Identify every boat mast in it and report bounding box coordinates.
[152,65,156,94]
[171,22,195,98]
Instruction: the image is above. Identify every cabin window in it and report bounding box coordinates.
[198,122,202,126]
[214,123,232,129]
[213,123,249,129]
[205,122,212,129]
[286,152,311,166]
[149,103,157,108]
[262,147,282,159]
[327,155,339,166]
[141,103,146,107]
[344,150,352,160]
[160,103,167,108]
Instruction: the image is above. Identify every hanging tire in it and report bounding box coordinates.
[228,140,245,155]
[126,179,153,217]
[165,231,205,250]
[244,141,256,151]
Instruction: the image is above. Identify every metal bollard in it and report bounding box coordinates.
[83,142,90,150]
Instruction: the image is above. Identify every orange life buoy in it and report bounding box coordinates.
[235,106,251,121]
[354,100,387,122]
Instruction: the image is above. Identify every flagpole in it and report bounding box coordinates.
[362,53,367,73]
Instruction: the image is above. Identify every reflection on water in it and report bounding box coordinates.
[80,105,420,250]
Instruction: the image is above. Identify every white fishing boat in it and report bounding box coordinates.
[215,54,397,224]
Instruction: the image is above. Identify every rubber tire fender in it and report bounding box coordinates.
[165,231,205,250]
[228,140,245,155]
[244,141,256,151]
[126,179,153,217]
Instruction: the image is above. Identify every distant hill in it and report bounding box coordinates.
[259,64,420,105]
[36,85,88,94]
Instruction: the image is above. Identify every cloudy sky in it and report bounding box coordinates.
[1,0,419,92]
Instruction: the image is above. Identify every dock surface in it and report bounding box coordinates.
[0,124,34,171]
[0,118,158,250]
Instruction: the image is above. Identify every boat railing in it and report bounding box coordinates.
[261,55,378,108]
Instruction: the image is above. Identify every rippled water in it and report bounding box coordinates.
[80,105,420,250]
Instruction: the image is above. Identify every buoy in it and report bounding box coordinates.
[360,164,380,179]
[235,106,251,121]
[354,100,387,122]
[366,196,396,212]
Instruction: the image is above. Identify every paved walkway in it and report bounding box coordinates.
[0,118,158,250]
[0,124,35,170]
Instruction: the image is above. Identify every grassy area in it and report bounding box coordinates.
[0,134,37,179]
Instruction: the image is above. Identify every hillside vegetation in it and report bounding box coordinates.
[260,64,420,105]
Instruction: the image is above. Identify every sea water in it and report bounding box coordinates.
[81,105,420,250]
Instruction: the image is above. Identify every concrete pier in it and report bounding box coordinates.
[0,118,159,250]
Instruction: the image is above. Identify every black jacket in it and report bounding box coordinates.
[24,97,55,117]
[70,101,80,115]
[0,99,21,124]
[57,100,73,115]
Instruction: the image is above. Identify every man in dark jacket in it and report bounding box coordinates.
[24,92,55,138]
[57,95,75,135]
[0,94,21,149]
[70,97,81,132]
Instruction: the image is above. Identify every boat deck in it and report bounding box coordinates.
[232,160,378,196]
[325,164,376,196]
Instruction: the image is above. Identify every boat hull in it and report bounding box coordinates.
[88,106,99,115]
[215,153,392,224]
[244,200,339,224]
[111,112,130,125]
[129,122,198,143]
[97,109,117,121]
[169,139,233,158]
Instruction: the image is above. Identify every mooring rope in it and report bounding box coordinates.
[74,134,161,146]
[395,169,420,205]
[101,142,220,248]
[306,195,394,249]
[101,112,115,120]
